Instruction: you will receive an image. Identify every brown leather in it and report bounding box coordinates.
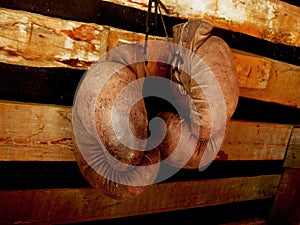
[72,21,239,199]
[72,43,160,200]
[161,20,239,169]
[173,19,214,53]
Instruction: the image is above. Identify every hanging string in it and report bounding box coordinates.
[158,4,169,41]
[143,0,183,87]
[144,0,169,65]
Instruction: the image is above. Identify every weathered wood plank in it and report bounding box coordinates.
[237,50,300,108]
[0,101,74,161]
[0,101,293,161]
[110,28,300,108]
[268,168,300,225]
[220,218,266,225]
[0,6,282,87]
[0,175,280,224]
[218,120,293,161]
[103,0,300,47]
[0,0,298,66]
[283,127,300,168]
[109,28,276,90]
[232,51,271,89]
[108,27,172,78]
[0,7,109,69]
[1,8,299,107]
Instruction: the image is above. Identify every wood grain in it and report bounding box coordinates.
[268,127,300,224]
[0,175,280,224]
[218,120,293,161]
[1,8,299,107]
[232,51,271,89]
[0,101,293,161]
[0,7,109,69]
[220,218,266,225]
[102,0,300,47]
[107,29,300,108]
[0,101,74,161]
[0,4,296,225]
[237,50,300,108]
[268,168,300,225]
[283,127,300,168]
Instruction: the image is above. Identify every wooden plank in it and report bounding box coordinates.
[0,7,109,69]
[107,27,171,78]
[218,120,293,161]
[109,28,274,89]
[107,29,300,108]
[1,8,299,107]
[220,218,266,225]
[232,52,271,89]
[0,101,74,161]
[268,168,300,225]
[237,51,300,108]
[0,101,293,161]
[103,0,300,47]
[0,0,298,66]
[283,127,300,168]
[0,175,280,224]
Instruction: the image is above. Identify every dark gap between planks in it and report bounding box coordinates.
[0,160,283,190]
[0,62,300,125]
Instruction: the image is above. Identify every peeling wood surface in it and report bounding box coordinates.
[0,175,280,224]
[0,101,293,161]
[0,8,109,69]
[103,0,300,47]
[283,127,300,168]
[0,8,299,107]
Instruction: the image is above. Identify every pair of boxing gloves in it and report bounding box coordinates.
[72,20,239,200]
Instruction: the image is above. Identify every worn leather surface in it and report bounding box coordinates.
[72,21,239,199]
[161,19,239,168]
[72,43,160,200]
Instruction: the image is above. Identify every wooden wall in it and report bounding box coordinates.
[0,0,299,224]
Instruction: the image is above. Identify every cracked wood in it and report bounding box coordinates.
[0,8,299,107]
[0,7,109,69]
[103,0,300,47]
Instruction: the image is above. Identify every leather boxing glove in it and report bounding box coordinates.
[158,20,239,169]
[72,43,160,200]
